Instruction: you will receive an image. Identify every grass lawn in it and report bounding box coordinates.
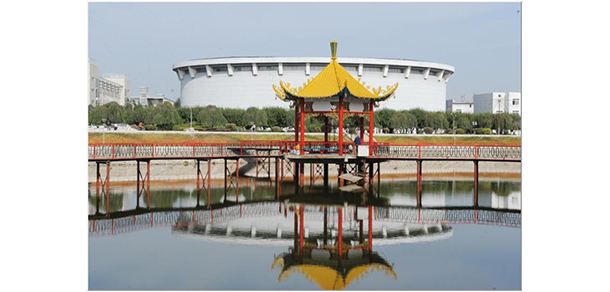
[89,131,520,146]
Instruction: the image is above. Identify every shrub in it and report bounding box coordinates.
[383,127,390,134]
[225,123,237,131]
[172,124,190,131]
[455,128,466,134]
[144,124,157,131]
[271,126,282,132]
[423,127,433,134]
[475,128,492,135]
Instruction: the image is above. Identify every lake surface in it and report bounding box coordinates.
[89,177,521,290]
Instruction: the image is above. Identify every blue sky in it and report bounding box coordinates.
[89,2,521,102]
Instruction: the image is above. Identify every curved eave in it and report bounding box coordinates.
[279,86,396,102]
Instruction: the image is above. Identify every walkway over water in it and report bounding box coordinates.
[88,141,521,162]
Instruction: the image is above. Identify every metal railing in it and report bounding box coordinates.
[89,141,521,161]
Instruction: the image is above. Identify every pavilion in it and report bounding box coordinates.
[273,41,398,157]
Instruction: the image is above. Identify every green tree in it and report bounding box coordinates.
[152,103,180,130]
[104,102,125,124]
[197,105,227,128]
[264,107,290,128]
[173,98,181,108]
[492,113,513,134]
[242,107,268,128]
[222,108,246,127]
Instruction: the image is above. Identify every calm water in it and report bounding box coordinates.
[89,177,521,290]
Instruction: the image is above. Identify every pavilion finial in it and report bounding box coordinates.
[330,40,338,60]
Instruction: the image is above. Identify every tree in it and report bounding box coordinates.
[151,103,180,130]
[173,98,181,108]
[475,113,493,129]
[492,113,513,134]
[197,105,227,128]
[242,107,267,128]
[375,108,396,130]
[104,102,125,124]
[222,108,246,127]
[456,114,473,132]
[264,107,290,128]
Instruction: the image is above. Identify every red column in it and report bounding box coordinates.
[369,100,374,156]
[299,205,304,251]
[294,103,299,143]
[368,205,373,250]
[324,116,329,153]
[338,207,343,256]
[236,159,240,202]
[207,160,211,207]
[300,99,305,155]
[338,96,344,155]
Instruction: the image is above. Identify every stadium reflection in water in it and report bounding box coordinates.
[89,178,521,290]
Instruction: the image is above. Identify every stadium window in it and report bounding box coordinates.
[196,68,206,73]
[233,65,252,72]
[363,66,383,72]
[258,65,278,71]
[513,99,520,105]
[284,64,306,71]
[213,66,227,73]
[388,67,404,73]
[512,110,519,114]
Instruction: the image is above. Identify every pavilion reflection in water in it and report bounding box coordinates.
[89,180,520,290]
[170,199,453,290]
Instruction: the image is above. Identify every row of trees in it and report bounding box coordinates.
[88,101,521,134]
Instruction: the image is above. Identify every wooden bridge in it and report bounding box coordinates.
[89,140,521,208]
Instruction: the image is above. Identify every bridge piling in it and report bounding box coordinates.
[474,161,479,207]
[416,160,423,208]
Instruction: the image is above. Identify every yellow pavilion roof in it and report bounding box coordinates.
[272,255,397,290]
[273,41,398,101]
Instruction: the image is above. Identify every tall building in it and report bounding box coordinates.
[103,74,131,106]
[172,56,455,110]
[473,92,521,115]
[446,98,474,113]
[88,59,126,106]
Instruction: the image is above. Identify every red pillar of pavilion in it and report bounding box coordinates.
[338,96,344,155]
[294,102,299,143]
[300,99,305,155]
[324,116,329,153]
[369,100,374,156]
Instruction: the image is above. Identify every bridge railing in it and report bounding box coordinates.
[89,141,520,160]
[373,143,521,160]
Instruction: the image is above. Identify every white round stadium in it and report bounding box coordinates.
[172,57,454,111]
